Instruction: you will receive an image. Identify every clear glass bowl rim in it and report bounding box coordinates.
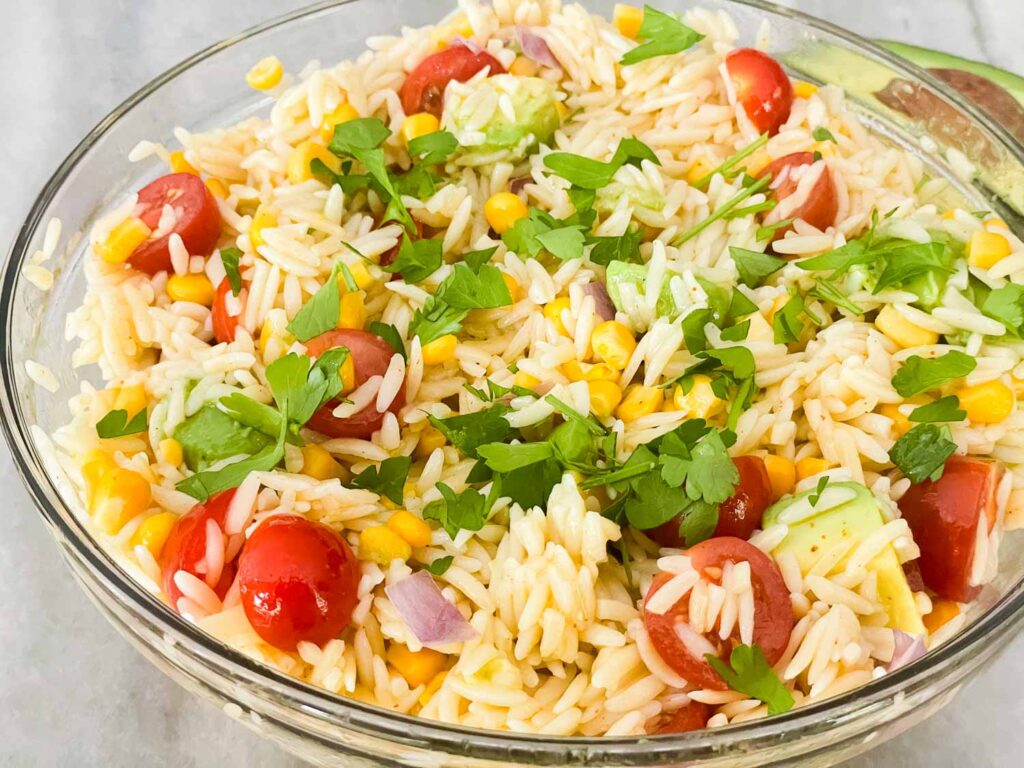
[3,0,1024,762]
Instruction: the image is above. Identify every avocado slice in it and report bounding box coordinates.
[174,402,275,472]
[763,482,925,635]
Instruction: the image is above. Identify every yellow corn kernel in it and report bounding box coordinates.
[502,272,522,302]
[90,468,152,536]
[484,192,529,235]
[246,56,284,91]
[205,178,229,199]
[339,355,357,394]
[419,671,447,706]
[347,260,375,290]
[81,449,117,499]
[763,455,796,501]
[514,370,540,390]
[792,80,818,99]
[337,290,367,330]
[942,209,957,220]
[967,230,1012,269]
[591,320,637,371]
[671,375,724,420]
[359,525,412,565]
[509,56,539,77]
[615,384,661,422]
[958,380,1015,424]
[685,157,714,186]
[111,383,147,418]
[287,140,342,184]
[543,297,572,336]
[319,102,360,142]
[613,4,644,39]
[924,598,960,635]
[301,444,344,480]
[562,359,619,383]
[874,304,939,349]
[741,149,773,178]
[131,512,178,558]
[795,456,830,482]
[96,217,152,265]
[387,510,432,548]
[880,403,913,436]
[388,644,446,688]
[167,273,215,306]
[258,310,291,361]
[415,426,446,459]
[588,380,623,420]
[249,206,277,251]
[169,150,199,176]
[159,438,183,467]
[421,334,458,366]
[401,112,441,146]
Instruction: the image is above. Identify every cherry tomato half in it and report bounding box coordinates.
[643,537,793,690]
[305,329,405,439]
[649,701,712,735]
[724,48,794,136]
[648,456,772,547]
[898,456,1003,603]
[400,45,506,117]
[211,278,241,344]
[238,516,360,651]
[759,152,838,236]
[130,173,222,275]
[160,489,240,608]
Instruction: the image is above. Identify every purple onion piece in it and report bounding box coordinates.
[888,630,927,671]
[384,570,478,648]
[583,281,616,321]
[509,176,531,195]
[449,36,484,55]
[517,27,561,70]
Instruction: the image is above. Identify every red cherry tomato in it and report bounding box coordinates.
[211,278,241,344]
[897,456,1003,603]
[130,173,222,275]
[160,489,240,608]
[759,152,838,236]
[725,48,794,136]
[648,456,772,547]
[400,45,506,117]
[238,516,360,651]
[305,329,405,439]
[649,701,712,734]
[643,537,793,690]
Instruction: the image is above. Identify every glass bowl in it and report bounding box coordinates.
[3,1,1024,765]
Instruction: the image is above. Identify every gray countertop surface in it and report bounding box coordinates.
[2,1,1023,765]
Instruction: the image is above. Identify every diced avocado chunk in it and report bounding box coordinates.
[445,75,560,163]
[174,403,275,472]
[763,482,925,635]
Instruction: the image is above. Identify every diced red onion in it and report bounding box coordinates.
[509,176,530,195]
[450,36,484,56]
[517,27,560,70]
[582,282,616,321]
[888,630,927,671]
[385,570,478,648]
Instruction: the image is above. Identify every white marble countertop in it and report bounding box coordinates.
[2,1,1023,765]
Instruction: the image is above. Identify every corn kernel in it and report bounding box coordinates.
[338,290,367,330]
[967,230,1012,269]
[159,438,183,467]
[340,355,357,394]
[388,644,446,688]
[131,512,178,557]
[415,427,446,459]
[543,297,572,336]
[302,444,344,480]
[484,192,529,235]
[880,403,913,436]
[924,599,960,635]
[562,359,619,383]
[514,370,540,390]
[360,525,412,564]
[167,273,215,306]
[246,56,284,91]
[348,260,375,290]
[795,456,830,482]
[169,150,199,176]
[401,112,441,146]
[685,157,714,186]
[670,375,725,420]
[387,510,432,548]
[96,217,152,264]
[205,178,229,199]
[616,384,661,422]
[502,272,522,302]
[874,304,938,349]
[250,206,277,251]
[763,455,796,500]
[319,102,360,143]
[744,149,773,178]
[419,671,447,706]
[287,140,342,184]
[942,209,957,220]
[509,56,540,77]
[613,4,644,39]
[588,380,623,419]
[591,321,636,371]
[792,80,818,99]
[111,384,147,418]
[958,380,1015,424]
[421,334,458,366]
[90,468,152,535]
[81,449,117,499]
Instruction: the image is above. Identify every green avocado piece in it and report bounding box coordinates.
[174,403,275,472]
[763,482,925,635]
[877,41,1024,106]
